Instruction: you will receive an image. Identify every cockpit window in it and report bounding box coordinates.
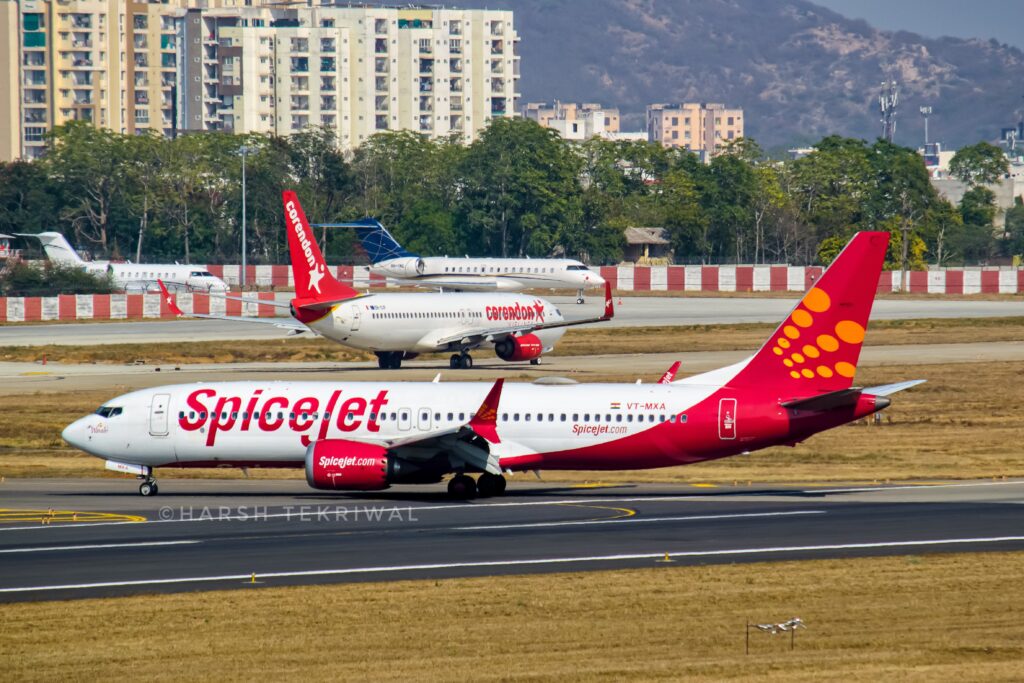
[95,406,123,418]
[190,271,214,278]
[566,265,591,271]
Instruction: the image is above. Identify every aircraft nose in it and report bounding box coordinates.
[589,271,606,287]
[62,417,90,450]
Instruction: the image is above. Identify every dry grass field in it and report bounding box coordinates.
[2,552,1023,681]
[0,359,1022,484]
[2,316,1023,365]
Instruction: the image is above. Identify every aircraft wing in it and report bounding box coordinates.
[428,282,614,349]
[335,380,506,474]
[158,280,311,334]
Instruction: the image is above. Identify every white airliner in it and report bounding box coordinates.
[64,231,925,498]
[318,217,606,303]
[18,232,228,293]
[161,191,613,370]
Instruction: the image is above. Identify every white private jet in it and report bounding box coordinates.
[64,232,925,498]
[17,232,228,293]
[161,191,613,370]
[317,217,606,303]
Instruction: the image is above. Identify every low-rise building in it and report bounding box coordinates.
[523,101,621,140]
[646,102,743,158]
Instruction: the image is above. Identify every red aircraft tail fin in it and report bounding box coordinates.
[282,190,358,303]
[730,231,889,394]
[157,279,185,316]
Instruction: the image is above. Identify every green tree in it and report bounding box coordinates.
[1003,198,1024,260]
[457,118,582,257]
[0,161,60,235]
[956,186,997,262]
[948,142,1009,186]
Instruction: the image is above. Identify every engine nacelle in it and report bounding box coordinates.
[305,440,390,490]
[494,333,544,362]
[376,257,425,278]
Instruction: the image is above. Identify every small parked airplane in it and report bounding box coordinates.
[161,191,613,369]
[317,217,606,303]
[64,231,924,498]
[17,232,228,293]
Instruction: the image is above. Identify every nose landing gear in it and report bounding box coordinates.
[138,477,159,496]
[576,287,585,305]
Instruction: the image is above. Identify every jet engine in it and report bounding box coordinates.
[304,439,444,490]
[494,333,544,362]
[376,257,425,278]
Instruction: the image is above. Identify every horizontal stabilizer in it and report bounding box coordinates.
[862,379,927,396]
[780,388,863,412]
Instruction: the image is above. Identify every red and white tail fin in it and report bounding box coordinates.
[730,231,889,394]
[658,361,682,384]
[282,190,358,302]
[469,378,504,445]
[157,279,184,316]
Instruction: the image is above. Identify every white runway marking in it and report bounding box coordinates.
[454,509,825,531]
[3,535,1023,594]
[0,540,198,554]
[810,480,1024,494]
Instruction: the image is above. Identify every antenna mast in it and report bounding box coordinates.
[879,79,899,143]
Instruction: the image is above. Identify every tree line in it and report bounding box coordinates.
[0,119,1018,267]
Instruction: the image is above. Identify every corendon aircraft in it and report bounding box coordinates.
[65,232,924,498]
[161,191,613,370]
[315,216,606,304]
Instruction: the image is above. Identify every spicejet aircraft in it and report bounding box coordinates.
[315,217,605,304]
[162,191,613,370]
[64,231,924,498]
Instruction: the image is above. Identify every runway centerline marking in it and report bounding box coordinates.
[3,535,1024,595]
[0,540,198,554]
[454,509,824,531]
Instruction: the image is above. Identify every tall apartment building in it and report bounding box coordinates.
[646,102,744,158]
[0,1,520,161]
[523,101,620,140]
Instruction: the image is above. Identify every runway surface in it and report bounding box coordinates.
[1,340,1020,395]
[1,478,1022,602]
[2,295,1021,346]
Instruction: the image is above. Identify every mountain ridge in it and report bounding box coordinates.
[463,0,1023,149]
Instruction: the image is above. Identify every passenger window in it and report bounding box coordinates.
[501,413,508,422]
[514,413,520,421]
[560,414,566,422]
[525,414,531,421]
[572,413,578,421]
[584,414,590,422]
[178,411,185,419]
[679,414,687,423]
[458,413,465,421]
[616,414,622,422]
[627,415,633,422]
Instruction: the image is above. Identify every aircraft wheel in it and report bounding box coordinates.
[576,297,585,305]
[458,354,473,370]
[389,353,402,370]
[447,474,477,499]
[530,358,541,366]
[477,473,506,498]
[449,354,460,369]
[139,481,157,497]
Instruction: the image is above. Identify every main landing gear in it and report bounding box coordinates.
[376,351,403,369]
[447,472,507,499]
[449,353,473,370]
[138,476,159,497]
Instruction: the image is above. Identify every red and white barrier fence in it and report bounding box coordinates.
[1,266,1019,323]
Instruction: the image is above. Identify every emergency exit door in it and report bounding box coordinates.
[718,398,737,440]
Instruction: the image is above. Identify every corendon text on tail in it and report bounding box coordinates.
[64,232,926,499]
[159,190,614,371]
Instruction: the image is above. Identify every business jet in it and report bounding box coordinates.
[317,217,605,304]
[64,231,925,498]
[161,191,613,370]
[17,232,228,293]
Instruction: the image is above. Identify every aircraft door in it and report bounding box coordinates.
[417,407,431,431]
[718,398,737,440]
[398,408,412,431]
[150,393,171,436]
[351,305,361,331]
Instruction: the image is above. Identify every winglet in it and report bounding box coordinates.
[602,281,614,320]
[157,280,184,316]
[469,378,504,444]
[658,361,682,384]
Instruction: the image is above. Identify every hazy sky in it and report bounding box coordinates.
[811,0,1024,49]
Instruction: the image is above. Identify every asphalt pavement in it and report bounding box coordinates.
[2,295,1021,346]
[1,478,1023,601]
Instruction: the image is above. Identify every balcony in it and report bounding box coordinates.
[291,76,308,91]
[160,36,176,51]
[490,20,504,35]
[374,57,388,73]
[491,40,503,55]
[133,36,147,50]
[71,72,93,86]
[291,57,309,73]
[321,77,336,92]
[133,16,148,31]
[450,97,463,112]
[24,71,46,86]
[71,15,92,29]
[321,57,336,73]
[419,58,433,75]
[375,95,388,110]
[418,115,432,131]
[449,58,462,73]
[135,55,148,68]
[419,78,433,93]
[23,53,46,66]
[374,38,387,54]
[72,38,93,49]
[290,38,308,53]
[449,78,463,93]
[419,96,432,112]
[23,91,47,104]
[160,54,176,69]
[291,97,309,112]
[322,96,336,110]
[72,57,95,68]
[135,93,149,105]
[321,38,336,52]
[491,78,505,94]
[375,18,388,34]
[24,109,47,123]
[449,22,462,36]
